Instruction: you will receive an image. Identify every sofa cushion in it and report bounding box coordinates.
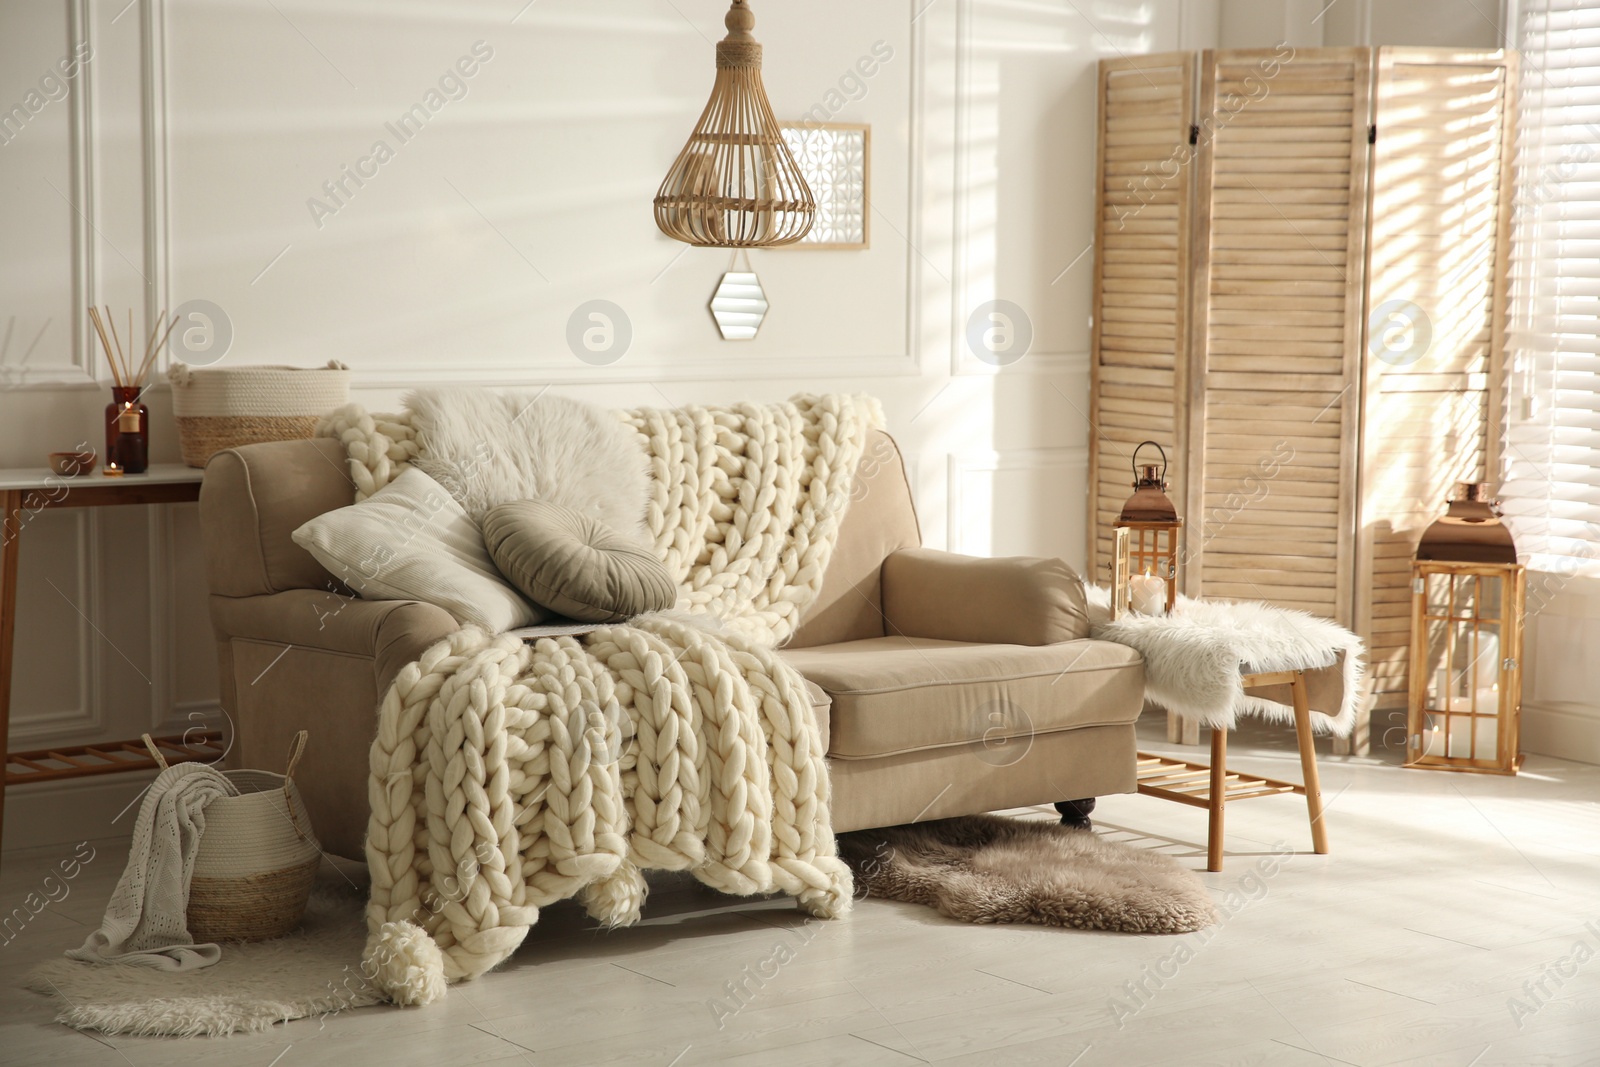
[780,636,1143,760]
[483,499,676,623]
[882,548,1089,645]
[787,430,921,649]
[800,677,831,753]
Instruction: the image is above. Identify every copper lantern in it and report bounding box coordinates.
[1112,441,1183,619]
[1404,483,1526,775]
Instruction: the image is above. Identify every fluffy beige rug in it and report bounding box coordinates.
[23,874,380,1036]
[840,815,1218,933]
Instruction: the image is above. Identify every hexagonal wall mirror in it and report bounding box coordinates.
[709,271,768,341]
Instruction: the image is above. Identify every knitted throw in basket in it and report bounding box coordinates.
[319,393,876,1005]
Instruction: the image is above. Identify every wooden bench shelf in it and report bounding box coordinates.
[4,730,224,786]
[1133,669,1330,871]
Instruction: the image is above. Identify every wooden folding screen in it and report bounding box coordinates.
[1356,49,1518,718]
[1088,53,1195,586]
[1186,48,1371,627]
[1088,47,1516,753]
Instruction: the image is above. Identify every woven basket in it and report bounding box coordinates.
[167,362,352,468]
[143,731,322,943]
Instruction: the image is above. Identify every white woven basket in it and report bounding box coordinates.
[144,730,322,943]
[167,361,351,468]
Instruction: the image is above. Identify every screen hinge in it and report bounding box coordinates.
[1189,124,1199,145]
[1368,124,1377,144]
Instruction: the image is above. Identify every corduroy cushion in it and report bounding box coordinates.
[483,499,676,623]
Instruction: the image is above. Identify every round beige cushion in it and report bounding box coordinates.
[482,499,677,623]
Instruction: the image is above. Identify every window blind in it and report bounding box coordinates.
[1503,0,1600,576]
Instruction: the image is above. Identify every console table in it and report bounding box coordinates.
[0,465,223,863]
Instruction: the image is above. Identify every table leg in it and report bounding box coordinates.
[0,490,23,864]
[1290,670,1330,855]
[1207,726,1227,872]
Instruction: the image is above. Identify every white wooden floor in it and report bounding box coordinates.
[3,715,1598,1067]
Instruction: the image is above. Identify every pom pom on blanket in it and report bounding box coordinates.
[365,921,447,1007]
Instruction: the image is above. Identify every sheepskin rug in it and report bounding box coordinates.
[407,387,652,541]
[24,874,378,1036]
[1083,585,1364,734]
[840,816,1217,934]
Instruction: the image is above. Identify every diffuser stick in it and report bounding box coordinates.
[132,311,177,390]
[104,306,129,385]
[88,307,123,389]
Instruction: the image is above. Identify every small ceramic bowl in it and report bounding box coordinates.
[49,450,98,477]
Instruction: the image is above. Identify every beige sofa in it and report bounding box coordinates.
[199,431,1145,860]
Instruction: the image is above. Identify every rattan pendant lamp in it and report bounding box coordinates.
[654,0,814,247]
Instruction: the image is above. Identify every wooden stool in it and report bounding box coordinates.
[1136,668,1329,872]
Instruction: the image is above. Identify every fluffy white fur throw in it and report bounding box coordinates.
[409,389,652,541]
[1085,586,1365,735]
[319,393,878,1005]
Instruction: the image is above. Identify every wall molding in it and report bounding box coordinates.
[350,349,923,390]
[28,0,102,391]
[10,511,104,744]
[141,1,925,390]
[142,0,172,362]
[945,444,1090,554]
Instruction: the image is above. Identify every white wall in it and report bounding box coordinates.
[1222,0,1502,49]
[0,0,1218,847]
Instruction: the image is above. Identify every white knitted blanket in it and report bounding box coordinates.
[320,393,877,1005]
[68,763,235,971]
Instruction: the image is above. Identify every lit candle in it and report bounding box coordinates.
[1441,690,1500,758]
[1130,572,1167,616]
[103,462,123,478]
[1475,633,1501,689]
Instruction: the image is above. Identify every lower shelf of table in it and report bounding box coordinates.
[5,730,225,786]
[1136,751,1306,809]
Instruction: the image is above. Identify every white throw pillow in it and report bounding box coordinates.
[292,467,539,632]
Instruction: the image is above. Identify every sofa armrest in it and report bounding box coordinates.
[210,589,459,696]
[880,548,1088,646]
[200,438,356,598]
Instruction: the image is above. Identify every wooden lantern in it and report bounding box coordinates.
[1404,483,1525,776]
[1111,441,1183,619]
[654,0,815,247]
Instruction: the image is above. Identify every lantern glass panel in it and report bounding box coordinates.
[1420,571,1507,763]
[1110,527,1131,621]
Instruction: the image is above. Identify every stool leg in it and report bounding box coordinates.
[1207,726,1227,872]
[1290,671,1329,855]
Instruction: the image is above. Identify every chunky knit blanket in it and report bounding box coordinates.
[320,394,876,1005]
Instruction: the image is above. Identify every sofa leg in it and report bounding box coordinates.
[1054,798,1096,830]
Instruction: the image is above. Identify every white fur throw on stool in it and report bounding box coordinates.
[319,392,877,1005]
[1085,586,1365,735]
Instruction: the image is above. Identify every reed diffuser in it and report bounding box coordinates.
[88,306,178,475]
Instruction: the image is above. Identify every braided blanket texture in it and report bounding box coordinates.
[319,392,878,1004]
